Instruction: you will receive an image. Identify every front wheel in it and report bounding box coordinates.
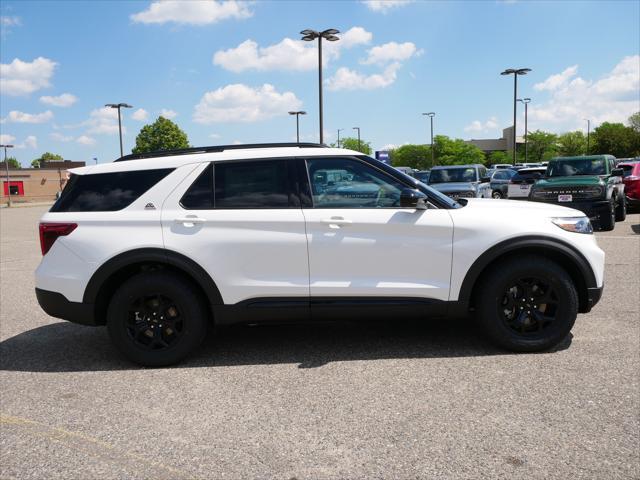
[492,190,503,199]
[599,200,615,231]
[107,271,209,367]
[475,255,578,352]
[615,195,627,221]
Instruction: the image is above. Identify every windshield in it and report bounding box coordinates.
[547,158,606,177]
[428,167,478,184]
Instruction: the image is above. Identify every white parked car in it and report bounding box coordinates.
[507,167,548,199]
[36,143,605,366]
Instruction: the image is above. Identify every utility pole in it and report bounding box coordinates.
[105,103,133,157]
[501,68,531,164]
[1,144,15,207]
[353,127,361,152]
[517,98,531,163]
[422,112,436,166]
[337,129,343,148]
[288,111,306,143]
[584,119,591,154]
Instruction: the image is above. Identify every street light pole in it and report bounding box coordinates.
[517,98,531,163]
[353,127,361,152]
[501,68,531,165]
[422,112,436,166]
[105,103,133,157]
[584,118,591,154]
[1,144,15,207]
[301,28,340,144]
[288,111,307,143]
[337,128,343,148]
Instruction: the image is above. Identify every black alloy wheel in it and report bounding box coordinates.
[499,277,558,335]
[126,294,184,351]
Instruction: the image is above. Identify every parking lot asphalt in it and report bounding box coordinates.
[1,205,638,480]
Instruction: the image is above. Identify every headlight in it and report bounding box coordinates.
[551,217,593,234]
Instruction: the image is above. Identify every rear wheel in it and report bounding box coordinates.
[615,195,627,221]
[492,190,503,199]
[599,200,615,231]
[475,255,578,352]
[107,271,208,367]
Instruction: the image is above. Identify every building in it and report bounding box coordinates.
[465,126,524,156]
[1,161,86,204]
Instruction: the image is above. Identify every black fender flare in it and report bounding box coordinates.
[454,235,598,313]
[83,248,224,306]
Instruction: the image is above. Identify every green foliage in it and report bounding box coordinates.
[390,144,431,170]
[31,159,41,168]
[628,112,640,133]
[526,130,558,162]
[591,122,636,158]
[433,135,486,165]
[339,137,372,155]
[557,131,587,157]
[132,116,190,154]
[32,152,64,168]
[487,151,513,165]
[5,157,21,169]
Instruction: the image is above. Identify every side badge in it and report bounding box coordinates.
[144,202,156,210]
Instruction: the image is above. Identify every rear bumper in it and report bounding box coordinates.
[35,288,97,326]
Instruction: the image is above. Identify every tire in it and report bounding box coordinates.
[599,200,615,231]
[615,195,627,221]
[107,271,208,367]
[475,255,578,352]
[492,190,503,199]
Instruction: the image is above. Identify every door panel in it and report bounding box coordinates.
[161,161,309,305]
[302,157,454,301]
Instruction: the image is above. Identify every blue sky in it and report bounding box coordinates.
[1,0,638,165]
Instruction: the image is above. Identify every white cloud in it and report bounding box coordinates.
[533,65,578,91]
[50,132,73,142]
[131,0,252,25]
[326,62,402,91]
[13,135,38,149]
[86,107,121,135]
[213,26,372,72]
[132,108,149,121]
[76,135,96,146]
[6,110,54,124]
[464,116,500,135]
[529,56,640,132]
[362,41,422,65]
[159,108,177,119]
[0,57,57,96]
[362,0,413,13]
[1,16,21,27]
[40,93,77,107]
[193,83,302,123]
[0,134,16,144]
[209,133,221,139]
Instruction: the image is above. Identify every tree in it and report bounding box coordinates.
[487,151,513,165]
[628,112,640,133]
[629,112,640,156]
[526,130,558,162]
[390,144,431,169]
[32,152,64,168]
[591,122,635,158]
[4,157,21,169]
[338,137,371,155]
[132,116,190,154]
[433,135,485,165]
[557,131,587,157]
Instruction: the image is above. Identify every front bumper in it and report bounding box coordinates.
[35,288,97,326]
[584,285,604,313]
[530,198,611,221]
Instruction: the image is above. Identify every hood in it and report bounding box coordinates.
[461,198,585,217]
[535,175,603,188]
[429,182,477,193]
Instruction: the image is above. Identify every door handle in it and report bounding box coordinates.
[175,216,206,227]
[321,217,352,229]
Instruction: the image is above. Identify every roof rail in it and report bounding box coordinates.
[115,142,328,162]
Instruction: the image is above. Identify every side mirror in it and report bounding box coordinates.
[400,188,428,210]
[611,168,624,177]
[480,176,491,183]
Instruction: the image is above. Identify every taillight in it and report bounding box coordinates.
[39,223,77,255]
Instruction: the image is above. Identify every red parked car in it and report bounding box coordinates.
[619,160,640,211]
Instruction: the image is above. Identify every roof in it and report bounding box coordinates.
[70,144,362,175]
[549,155,615,161]
[430,164,485,170]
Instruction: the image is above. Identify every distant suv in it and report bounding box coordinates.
[618,160,640,211]
[36,144,604,366]
[529,155,626,231]
[427,164,491,199]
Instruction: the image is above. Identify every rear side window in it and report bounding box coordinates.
[215,160,289,209]
[180,164,214,209]
[51,168,173,212]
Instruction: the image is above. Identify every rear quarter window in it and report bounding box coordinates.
[50,168,174,212]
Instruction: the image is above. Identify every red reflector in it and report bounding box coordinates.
[39,222,77,255]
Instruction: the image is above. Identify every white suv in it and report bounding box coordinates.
[35,143,605,366]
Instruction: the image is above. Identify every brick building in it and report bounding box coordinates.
[1,161,86,204]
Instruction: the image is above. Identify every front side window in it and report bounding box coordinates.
[307,157,407,208]
[428,167,478,184]
[215,159,289,209]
